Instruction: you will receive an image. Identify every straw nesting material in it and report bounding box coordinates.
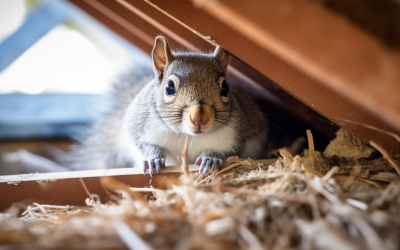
[1,130,400,250]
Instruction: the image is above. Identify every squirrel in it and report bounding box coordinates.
[69,36,267,176]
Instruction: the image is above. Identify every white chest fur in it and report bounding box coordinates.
[119,119,265,168]
[141,125,238,165]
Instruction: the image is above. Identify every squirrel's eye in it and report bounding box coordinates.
[220,80,229,97]
[166,80,176,96]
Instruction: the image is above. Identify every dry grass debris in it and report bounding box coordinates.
[1,131,400,250]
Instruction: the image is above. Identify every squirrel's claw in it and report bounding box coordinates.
[143,157,165,176]
[196,157,223,175]
[154,158,161,174]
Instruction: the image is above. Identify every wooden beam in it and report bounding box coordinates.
[0,159,278,211]
[196,0,400,130]
[0,165,196,212]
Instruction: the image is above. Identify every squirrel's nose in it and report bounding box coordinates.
[191,116,210,125]
[188,104,212,127]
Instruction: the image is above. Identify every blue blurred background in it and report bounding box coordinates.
[0,0,150,140]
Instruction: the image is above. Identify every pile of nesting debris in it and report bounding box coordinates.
[0,129,399,250]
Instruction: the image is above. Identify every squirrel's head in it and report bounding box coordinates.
[152,36,231,136]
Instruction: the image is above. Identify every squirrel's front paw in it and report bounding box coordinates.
[195,156,224,174]
[143,158,165,177]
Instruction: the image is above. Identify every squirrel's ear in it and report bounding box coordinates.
[214,46,230,75]
[152,36,174,81]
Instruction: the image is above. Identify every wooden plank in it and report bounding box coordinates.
[196,0,400,130]
[124,0,400,155]
[0,159,278,212]
[0,165,197,212]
